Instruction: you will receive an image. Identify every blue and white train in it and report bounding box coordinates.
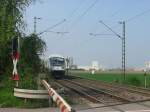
[49,54,67,78]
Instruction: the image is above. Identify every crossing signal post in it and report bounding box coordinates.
[12,37,20,87]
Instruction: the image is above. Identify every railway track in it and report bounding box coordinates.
[81,77,150,96]
[119,84,150,95]
[57,79,130,106]
[53,77,150,111]
[71,75,150,93]
[70,78,150,102]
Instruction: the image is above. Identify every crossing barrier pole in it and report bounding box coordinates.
[42,80,76,112]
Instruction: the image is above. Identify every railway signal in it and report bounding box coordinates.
[12,37,20,87]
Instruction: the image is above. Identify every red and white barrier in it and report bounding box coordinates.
[42,80,75,112]
[12,53,19,81]
[12,37,19,81]
[12,51,19,81]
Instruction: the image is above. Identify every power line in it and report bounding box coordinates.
[37,19,66,35]
[90,6,123,35]
[61,0,87,34]
[93,7,150,35]
[47,30,69,35]
[110,9,121,18]
[69,0,99,30]
[89,33,114,37]
[67,0,87,20]
[99,21,122,39]
[76,0,99,21]
[126,9,150,22]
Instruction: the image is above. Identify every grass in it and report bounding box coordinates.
[1,70,148,107]
[70,70,150,87]
[0,75,49,108]
[0,76,24,107]
[0,88,49,108]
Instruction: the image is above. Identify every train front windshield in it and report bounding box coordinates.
[50,57,65,66]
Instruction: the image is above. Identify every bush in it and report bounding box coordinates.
[114,78,119,83]
[126,77,141,86]
[20,72,38,89]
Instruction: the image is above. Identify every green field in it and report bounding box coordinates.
[70,70,150,87]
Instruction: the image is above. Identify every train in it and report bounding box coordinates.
[48,54,67,78]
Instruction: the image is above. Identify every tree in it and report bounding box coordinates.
[19,34,46,89]
[20,34,46,74]
[0,0,36,76]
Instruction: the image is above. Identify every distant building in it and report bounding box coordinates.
[92,61,99,71]
[77,61,101,71]
[77,66,91,71]
[133,67,145,72]
[145,62,150,71]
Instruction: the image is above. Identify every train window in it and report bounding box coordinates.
[50,57,65,66]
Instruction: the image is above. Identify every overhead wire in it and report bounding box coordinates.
[75,0,99,22]
[58,0,99,40]
[52,0,87,37]
[96,8,150,37]
[90,8,150,39]
[89,0,104,34]
[46,30,69,35]
[61,0,102,49]
[37,19,66,35]
[68,0,99,31]
[78,1,150,53]
[66,0,88,20]
[60,0,87,34]
[90,0,148,36]
[110,9,121,18]
[125,8,150,23]
[68,0,104,47]
[90,1,124,36]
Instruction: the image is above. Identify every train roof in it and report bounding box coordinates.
[49,54,65,59]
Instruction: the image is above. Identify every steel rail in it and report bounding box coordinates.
[57,79,130,112]
[71,75,150,97]
[76,78,150,97]
[68,76,150,108]
[64,79,132,102]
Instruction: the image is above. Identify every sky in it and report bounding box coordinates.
[24,0,150,68]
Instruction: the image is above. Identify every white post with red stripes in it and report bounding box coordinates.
[42,80,75,112]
